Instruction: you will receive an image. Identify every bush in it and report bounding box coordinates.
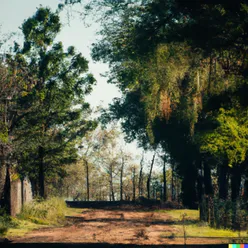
[18,197,67,225]
[213,198,248,230]
[0,209,18,236]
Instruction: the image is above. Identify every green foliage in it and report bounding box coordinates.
[0,209,18,236]
[8,7,97,196]
[1,198,67,237]
[18,197,67,225]
[0,121,8,143]
[212,198,248,230]
[199,108,248,167]
[75,0,248,213]
[21,7,61,50]
[161,224,247,238]
[156,209,199,221]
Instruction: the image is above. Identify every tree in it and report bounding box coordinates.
[161,154,167,202]
[12,7,97,198]
[119,147,133,201]
[65,0,248,227]
[0,43,36,211]
[146,150,156,200]
[199,107,248,226]
[138,152,144,197]
[92,128,120,201]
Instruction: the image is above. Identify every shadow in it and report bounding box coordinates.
[66,201,161,211]
[65,216,199,226]
[0,242,229,248]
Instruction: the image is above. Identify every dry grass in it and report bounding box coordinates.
[18,197,67,225]
[2,197,67,238]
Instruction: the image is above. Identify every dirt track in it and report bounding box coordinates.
[12,208,230,245]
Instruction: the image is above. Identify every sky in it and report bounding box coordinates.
[0,0,121,108]
[0,0,161,169]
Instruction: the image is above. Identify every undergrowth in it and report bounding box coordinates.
[18,197,67,225]
[0,211,18,236]
[1,197,67,237]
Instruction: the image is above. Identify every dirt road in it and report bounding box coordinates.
[12,208,230,245]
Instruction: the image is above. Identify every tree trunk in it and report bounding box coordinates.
[38,146,45,198]
[171,164,175,201]
[132,167,136,201]
[231,166,241,229]
[109,163,115,201]
[204,162,213,223]
[30,178,38,197]
[120,157,124,201]
[163,158,167,202]
[204,163,213,195]
[218,164,229,200]
[197,160,206,221]
[208,54,213,93]
[21,178,24,207]
[244,173,248,202]
[0,157,7,202]
[0,164,11,214]
[231,167,241,201]
[147,152,156,199]
[181,161,198,209]
[85,159,90,201]
[138,154,144,197]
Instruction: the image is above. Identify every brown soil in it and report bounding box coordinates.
[11,208,230,245]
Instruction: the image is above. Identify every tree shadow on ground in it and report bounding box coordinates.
[65,216,198,226]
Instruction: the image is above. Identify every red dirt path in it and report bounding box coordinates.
[12,208,230,245]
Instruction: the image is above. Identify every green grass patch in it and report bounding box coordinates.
[0,215,19,236]
[1,197,67,238]
[65,207,87,217]
[5,219,49,237]
[161,224,248,238]
[18,197,67,225]
[156,209,199,220]
[158,209,248,240]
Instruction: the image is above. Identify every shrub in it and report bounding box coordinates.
[18,197,67,225]
[213,198,248,230]
[0,210,18,236]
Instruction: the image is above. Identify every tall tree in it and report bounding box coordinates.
[66,0,248,224]
[0,46,35,211]
[147,151,156,199]
[13,7,96,198]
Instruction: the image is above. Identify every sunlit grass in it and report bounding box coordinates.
[2,197,67,238]
[156,209,199,220]
[157,208,248,240]
[5,219,50,237]
[161,224,248,238]
[65,207,87,217]
[18,197,67,225]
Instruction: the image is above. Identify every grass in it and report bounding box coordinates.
[156,209,199,220]
[161,224,248,238]
[158,209,248,241]
[2,202,248,242]
[5,219,50,237]
[0,214,18,236]
[65,207,87,217]
[18,197,67,225]
[1,197,67,238]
